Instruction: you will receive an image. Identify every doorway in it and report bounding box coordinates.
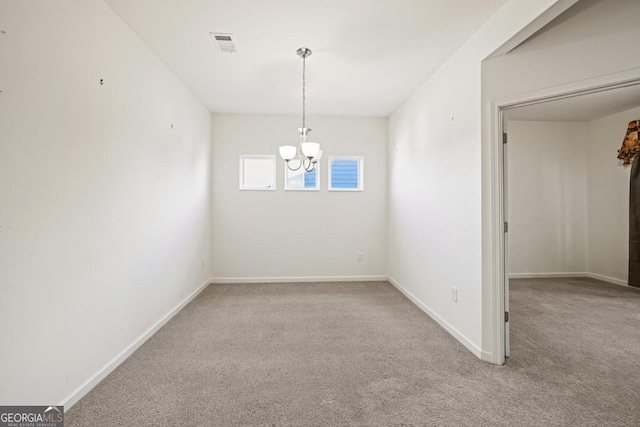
[488,69,640,363]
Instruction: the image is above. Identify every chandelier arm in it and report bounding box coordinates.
[286,159,303,172]
[304,159,315,172]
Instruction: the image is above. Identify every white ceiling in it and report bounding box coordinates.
[506,84,640,122]
[103,0,509,117]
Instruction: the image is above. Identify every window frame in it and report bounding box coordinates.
[283,162,320,191]
[328,156,364,192]
[238,155,276,191]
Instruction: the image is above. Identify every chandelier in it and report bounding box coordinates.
[279,47,322,171]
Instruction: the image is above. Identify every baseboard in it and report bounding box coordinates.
[509,272,589,279]
[585,272,629,287]
[509,272,631,288]
[210,275,389,284]
[387,276,483,359]
[480,350,494,363]
[61,277,212,409]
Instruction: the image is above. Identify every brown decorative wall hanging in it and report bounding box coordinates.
[618,120,640,288]
[617,120,640,164]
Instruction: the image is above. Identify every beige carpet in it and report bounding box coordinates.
[66,279,640,426]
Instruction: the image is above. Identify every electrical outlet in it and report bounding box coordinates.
[451,287,458,302]
[357,252,364,262]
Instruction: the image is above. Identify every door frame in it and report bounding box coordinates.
[488,68,640,365]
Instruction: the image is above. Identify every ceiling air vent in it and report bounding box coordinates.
[210,32,237,53]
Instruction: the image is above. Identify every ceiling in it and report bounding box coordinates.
[103,0,509,117]
[506,84,640,122]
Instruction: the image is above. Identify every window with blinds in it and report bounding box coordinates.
[328,156,363,191]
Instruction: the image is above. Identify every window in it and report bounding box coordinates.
[284,163,319,191]
[239,155,276,190]
[328,156,363,191]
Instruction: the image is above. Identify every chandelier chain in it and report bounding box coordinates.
[280,48,321,173]
[302,53,306,129]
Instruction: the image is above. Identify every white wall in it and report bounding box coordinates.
[388,0,567,360]
[507,121,588,275]
[482,0,640,102]
[506,107,640,284]
[587,105,640,283]
[211,114,387,281]
[0,0,211,406]
[480,0,640,359]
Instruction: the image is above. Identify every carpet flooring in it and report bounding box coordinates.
[66,278,640,426]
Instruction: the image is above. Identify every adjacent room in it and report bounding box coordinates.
[1,0,639,425]
[503,85,640,384]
